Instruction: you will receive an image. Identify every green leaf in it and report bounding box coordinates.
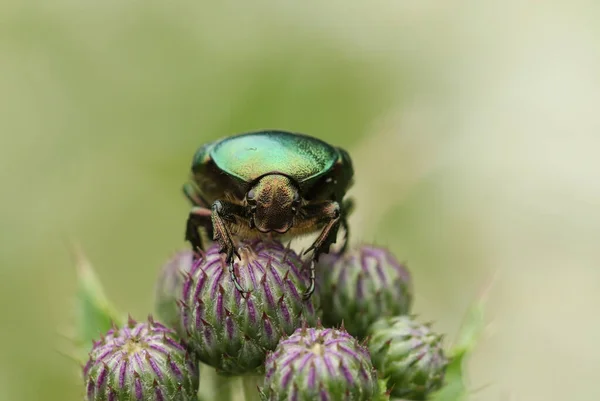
[430,277,491,401]
[429,353,468,401]
[73,244,122,358]
[451,297,486,362]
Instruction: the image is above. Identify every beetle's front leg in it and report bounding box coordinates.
[295,201,341,299]
[303,202,341,259]
[210,200,244,262]
[211,200,249,296]
[185,206,213,253]
[183,182,215,241]
[183,182,207,207]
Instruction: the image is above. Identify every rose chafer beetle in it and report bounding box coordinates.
[183,130,354,299]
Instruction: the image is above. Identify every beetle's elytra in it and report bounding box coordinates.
[183,130,354,299]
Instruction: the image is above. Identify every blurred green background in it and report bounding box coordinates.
[2,1,600,400]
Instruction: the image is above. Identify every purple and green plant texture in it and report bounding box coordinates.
[72,238,483,401]
[180,240,320,375]
[83,316,199,401]
[260,326,382,401]
[317,244,413,339]
[368,316,448,400]
[155,250,195,334]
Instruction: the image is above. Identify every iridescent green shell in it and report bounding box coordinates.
[192,131,339,183]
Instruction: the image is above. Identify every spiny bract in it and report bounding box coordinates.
[83,316,199,401]
[368,315,448,400]
[155,250,195,334]
[318,244,413,339]
[180,239,320,375]
[260,327,379,401]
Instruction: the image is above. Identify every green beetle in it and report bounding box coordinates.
[183,130,354,299]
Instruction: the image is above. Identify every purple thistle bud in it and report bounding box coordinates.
[260,327,379,401]
[181,240,320,375]
[155,251,195,333]
[317,244,413,339]
[83,317,199,401]
[368,316,448,400]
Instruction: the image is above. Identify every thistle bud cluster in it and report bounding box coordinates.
[81,240,451,401]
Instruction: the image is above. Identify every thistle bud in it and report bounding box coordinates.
[180,240,319,375]
[368,316,448,400]
[318,244,413,339]
[155,250,194,333]
[260,327,379,401]
[83,317,199,401]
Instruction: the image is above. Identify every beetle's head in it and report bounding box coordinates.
[246,174,300,234]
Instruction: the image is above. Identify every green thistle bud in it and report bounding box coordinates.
[180,240,319,375]
[155,250,194,333]
[368,316,448,400]
[83,316,199,401]
[318,244,413,339]
[260,326,379,401]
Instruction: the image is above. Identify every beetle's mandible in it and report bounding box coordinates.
[183,130,354,299]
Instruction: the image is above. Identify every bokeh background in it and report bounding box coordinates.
[2,1,599,400]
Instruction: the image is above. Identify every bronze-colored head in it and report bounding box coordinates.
[246,174,300,233]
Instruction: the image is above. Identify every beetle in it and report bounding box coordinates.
[183,130,354,299]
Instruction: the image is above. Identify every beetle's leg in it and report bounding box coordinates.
[339,197,355,253]
[304,259,316,300]
[211,200,245,261]
[183,182,205,206]
[294,201,341,299]
[211,200,249,297]
[185,206,213,253]
[301,201,342,257]
[340,219,350,253]
[183,182,215,240]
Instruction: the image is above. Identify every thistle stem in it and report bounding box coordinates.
[213,373,235,401]
[242,375,262,401]
[197,364,236,401]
